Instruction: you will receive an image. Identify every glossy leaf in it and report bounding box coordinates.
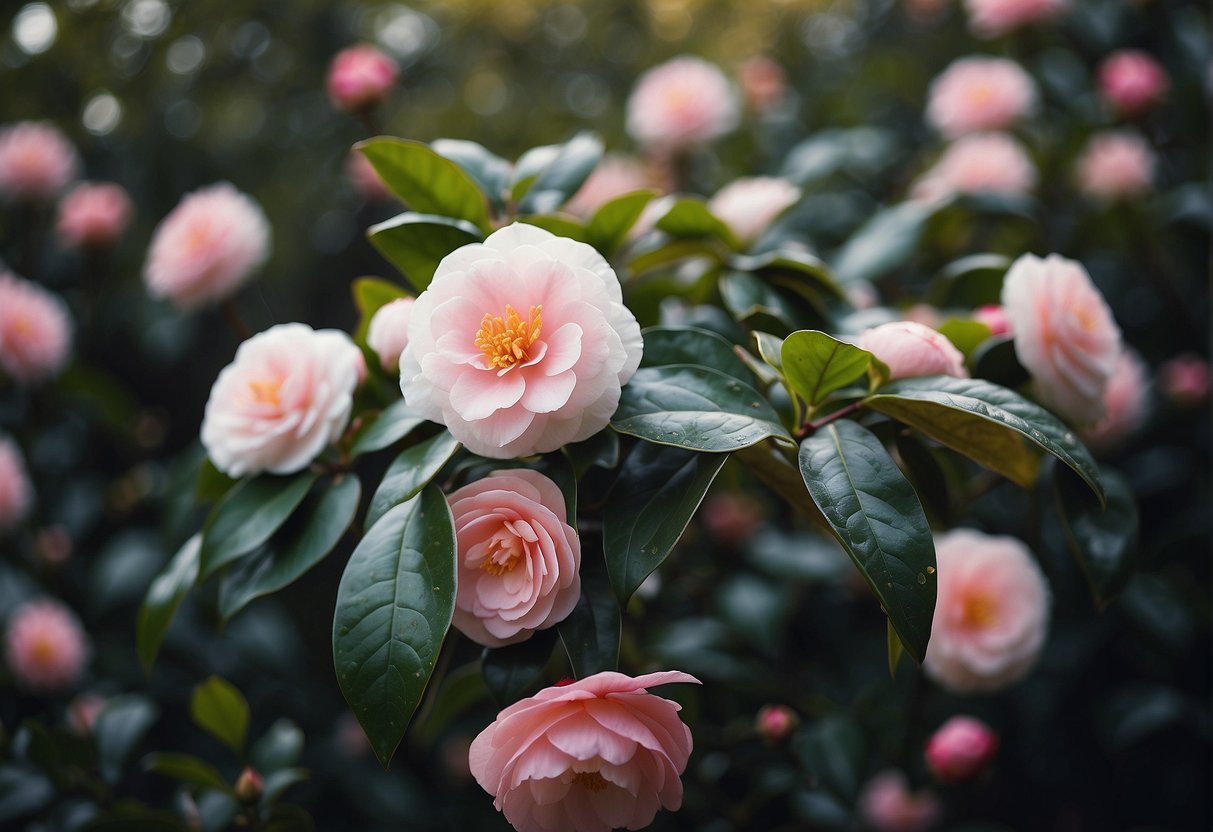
[656,197,739,247]
[510,143,561,201]
[367,213,482,292]
[730,249,844,302]
[613,365,793,452]
[586,190,656,254]
[628,238,722,275]
[190,676,250,755]
[517,132,604,214]
[1054,467,1139,609]
[564,429,621,480]
[638,326,752,382]
[95,695,160,785]
[799,420,936,662]
[199,473,318,580]
[356,137,492,232]
[832,202,931,285]
[332,486,457,767]
[781,330,872,408]
[867,376,1104,504]
[250,719,304,774]
[719,271,799,333]
[430,138,511,209]
[937,319,992,358]
[349,399,427,457]
[557,548,620,678]
[218,475,362,621]
[137,534,201,671]
[482,628,559,706]
[144,753,231,794]
[365,431,461,531]
[604,443,727,602]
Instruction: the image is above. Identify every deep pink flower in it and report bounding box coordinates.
[0,271,72,384]
[469,670,699,832]
[859,771,941,832]
[1158,353,1209,408]
[1074,131,1156,202]
[964,0,1067,39]
[756,704,798,741]
[56,182,133,250]
[327,44,400,113]
[1099,50,1169,117]
[5,599,89,692]
[0,435,33,531]
[0,122,79,203]
[927,58,1038,138]
[626,56,739,151]
[860,321,968,380]
[924,716,999,784]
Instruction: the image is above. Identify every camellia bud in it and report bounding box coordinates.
[756,704,798,742]
[924,716,999,784]
[234,767,264,802]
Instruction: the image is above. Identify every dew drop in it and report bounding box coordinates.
[926,566,935,574]
[917,573,926,585]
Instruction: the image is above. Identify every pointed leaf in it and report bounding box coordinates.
[517,132,604,215]
[137,534,201,671]
[781,330,872,408]
[199,473,319,580]
[356,138,492,232]
[430,138,511,210]
[557,548,620,678]
[832,202,931,285]
[144,752,231,794]
[656,197,739,248]
[1054,467,1139,608]
[586,190,656,254]
[190,677,250,755]
[365,431,461,531]
[639,326,752,382]
[95,695,160,785]
[367,213,482,292]
[349,399,427,457]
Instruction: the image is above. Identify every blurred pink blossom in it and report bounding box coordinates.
[973,304,1011,337]
[1080,349,1149,451]
[346,150,392,202]
[0,435,33,531]
[964,0,1067,39]
[708,176,800,245]
[367,297,415,371]
[5,599,89,692]
[67,693,107,735]
[0,122,79,204]
[912,133,1037,203]
[327,44,400,114]
[740,56,787,114]
[626,56,740,151]
[860,321,968,380]
[564,155,651,218]
[859,771,942,832]
[56,182,133,250]
[756,704,798,741]
[702,492,764,547]
[1099,50,1169,117]
[0,271,72,384]
[927,58,1038,138]
[1074,131,1156,202]
[925,716,999,784]
[1158,353,1209,407]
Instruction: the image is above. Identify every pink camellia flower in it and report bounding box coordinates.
[708,176,801,245]
[1080,349,1149,451]
[756,704,798,742]
[67,693,107,736]
[469,670,700,832]
[399,223,643,459]
[201,323,363,477]
[964,0,1067,39]
[449,469,580,646]
[0,271,72,384]
[326,44,400,114]
[912,133,1038,203]
[5,599,89,692]
[564,155,651,218]
[1099,50,1169,117]
[55,182,134,250]
[973,304,1011,337]
[927,58,1038,139]
[701,492,764,548]
[1001,253,1121,424]
[740,56,787,114]
[346,150,392,202]
[0,435,33,531]
[924,716,1000,784]
[367,297,416,371]
[144,182,271,309]
[1073,131,1156,202]
[860,321,968,380]
[859,771,941,832]
[925,529,1050,694]
[1158,353,1209,408]
[626,56,740,152]
[0,122,79,203]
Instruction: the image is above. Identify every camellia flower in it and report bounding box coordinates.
[346,150,392,202]
[625,56,740,152]
[756,704,798,742]
[1099,50,1169,117]
[924,716,1000,784]
[0,271,72,383]
[740,56,787,114]
[564,155,650,218]
[398,223,643,459]
[708,176,800,245]
[327,43,400,114]
[0,434,33,531]
[1001,253,1121,424]
[973,304,1011,337]
[5,599,89,692]
[860,320,968,380]
[367,297,416,371]
[926,57,1038,139]
[859,771,942,832]
[56,182,134,250]
[144,183,271,309]
[1080,349,1149,451]
[964,0,1067,39]
[924,529,1050,694]
[201,323,363,477]
[469,670,699,832]
[448,469,580,646]
[1073,131,1156,202]
[0,121,79,203]
[1158,353,1209,408]
[912,132,1037,203]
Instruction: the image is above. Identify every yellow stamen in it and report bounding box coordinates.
[474,304,542,370]
[481,534,523,576]
[247,379,281,407]
[573,771,608,793]
[29,637,58,666]
[961,593,997,628]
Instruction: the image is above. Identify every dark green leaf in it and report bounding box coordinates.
[509,144,561,202]
[780,128,896,184]
[0,766,54,822]
[482,628,559,706]
[930,254,1011,307]
[971,336,1030,388]
[196,459,238,503]
[190,677,250,755]
[518,213,589,242]
[719,271,799,333]
[627,238,722,275]
[137,534,201,671]
[887,618,905,678]
[604,443,727,602]
[639,325,752,382]
[832,202,931,285]
[430,139,511,209]
[518,132,604,214]
[781,330,872,408]
[557,548,620,678]
[356,138,492,233]
[655,197,739,247]
[613,365,793,452]
[795,715,866,803]
[95,695,160,784]
[365,431,461,531]
[143,753,231,793]
[867,376,1104,504]
[798,420,936,662]
[730,249,844,302]
[332,486,457,767]
[586,190,656,254]
[219,476,362,621]
[259,768,309,808]
[250,720,304,774]
[349,399,427,457]
[1054,467,1139,609]
[367,213,482,292]
[199,473,319,580]
[564,430,621,480]
[351,277,410,347]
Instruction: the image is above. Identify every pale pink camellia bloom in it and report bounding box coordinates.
[67,693,107,736]
[0,122,79,204]
[1080,349,1149,451]
[0,271,72,384]
[1001,253,1121,424]
[756,704,798,742]
[860,321,968,380]
[144,182,271,309]
[1073,131,1156,202]
[973,304,1011,337]
[740,56,787,114]
[448,469,580,647]
[0,435,33,531]
[924,716,1000,785]
[859,771,942,832]
[925,529,1050,694]
[201,323,363,478]
[626,56,740,152]
[1099,50,1169,117]
[367,297,416,371]
[326,43,400,114]
[55,182,134,250]
[5,599,89,692]
[926,58,1038,139]
[469,670,700,832]
[564,155,651,218]
[964,0,1067,39]
[912,133,1038,204]
[346,150,392,202]
[708,176,801,246]
[1158,353,1210,408]
[399,223,643,459]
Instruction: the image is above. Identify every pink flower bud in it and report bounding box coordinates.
[973,304,1011,337]
[924,716,999,784]
[234,767,264,802]
[756,704,798,741]
[1099,50,1169,117]
[327,44,400,114]
[1158,353,1209,408]
[56,182,134,250]
[859,770,941,832]
[860,321,968,380]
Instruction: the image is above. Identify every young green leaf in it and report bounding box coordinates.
[198,473,319,580]
[137,534,201,671]
[781,330,872,408]
[355,137,492,233]
[364,431,461,531]
[367,213,482,292]
[190,676,250,755]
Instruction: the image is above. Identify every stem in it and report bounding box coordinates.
[795,400,865,440]
[221,299,252,340]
